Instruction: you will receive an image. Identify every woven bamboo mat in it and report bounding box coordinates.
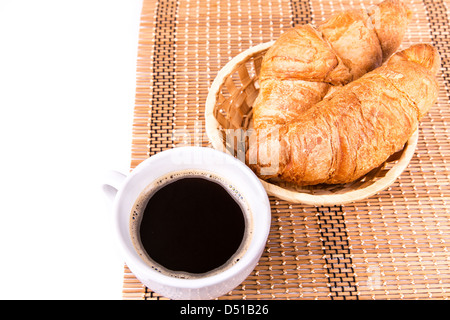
[123,0,450,300]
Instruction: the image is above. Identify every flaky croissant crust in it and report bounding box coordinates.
[248,0,440,186]
[253,0,412,129]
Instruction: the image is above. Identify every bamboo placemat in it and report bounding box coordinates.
[122,0,450,300]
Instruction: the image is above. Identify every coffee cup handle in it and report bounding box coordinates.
[102,170,127,202]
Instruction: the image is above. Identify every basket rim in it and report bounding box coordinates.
[205,41,275,151]
[204,41,419,205]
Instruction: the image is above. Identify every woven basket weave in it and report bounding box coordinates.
[205,41,419,205]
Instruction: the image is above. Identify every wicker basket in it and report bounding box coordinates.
[205,41,418,205]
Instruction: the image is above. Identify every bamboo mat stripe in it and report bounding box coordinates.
[123,0,450,300]
[148,0,178,156]
[290,0,313,26]
[317,206,358,299]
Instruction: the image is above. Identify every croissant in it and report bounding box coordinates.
[248,44,440,186]
[253,0,411,129]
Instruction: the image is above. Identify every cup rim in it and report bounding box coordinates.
[113,146,271,289]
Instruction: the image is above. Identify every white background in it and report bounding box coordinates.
[0,0,144,299]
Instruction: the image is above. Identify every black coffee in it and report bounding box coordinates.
[130,171,251,278]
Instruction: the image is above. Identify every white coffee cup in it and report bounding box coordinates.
[102,147,271,300]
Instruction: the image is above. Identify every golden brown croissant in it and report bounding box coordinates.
[248,44,440,186]
[253,0,411,129]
